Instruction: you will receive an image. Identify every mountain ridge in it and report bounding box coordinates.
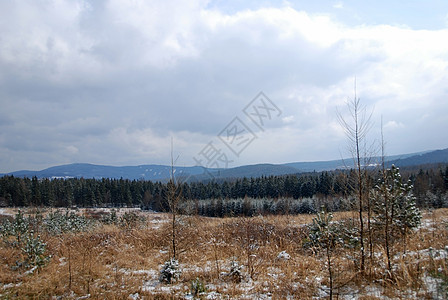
[1,148,447,181]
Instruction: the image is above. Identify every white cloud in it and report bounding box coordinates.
[333,2,344,9]
[282,116,295,124]
[384,121,405,130]
[0,1,447,172]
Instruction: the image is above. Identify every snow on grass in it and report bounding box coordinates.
[337,285,393,300]
[129,292,140,300]
[394,246,448,261]
[0,208,14,216]
[419,212,448,231]
[131,269,158,276]
[1,208,446,298]
[205,291,223,299]
[276,250,290,261]
[422,272,447,299]
[117,268,159,278]
[420,219,437,231]
[141,280,160,292]
[1,282,22,290]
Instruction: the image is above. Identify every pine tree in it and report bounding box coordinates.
[371,165,421,271]
[31,176,41,206]
[308,209,338,299]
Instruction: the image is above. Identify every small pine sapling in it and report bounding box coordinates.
[226,259,243,283]
[190,277,207,297]
[19,231,50,270]
[308,209,339,300]
[159,258,181,284]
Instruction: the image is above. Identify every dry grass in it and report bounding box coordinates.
[0,208,447,299]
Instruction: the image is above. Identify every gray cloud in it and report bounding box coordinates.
[0,1,447,172]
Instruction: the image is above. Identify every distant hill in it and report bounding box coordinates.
[1,148,447,181]
[387,148,448,167]
[191,163,300,181]
[283,159,347,172]
[283,150,435,172]
[1,163,219,181]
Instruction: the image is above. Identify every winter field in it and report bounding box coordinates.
[0,207,447,299]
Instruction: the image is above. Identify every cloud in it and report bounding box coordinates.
[384,121,405,130]
[65,145,79,155]
[282,116,295,124]
[333,2,344,9]
[0,1,447,172]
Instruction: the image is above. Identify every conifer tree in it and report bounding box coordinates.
[308,209,338,299]
[371,165,421,271]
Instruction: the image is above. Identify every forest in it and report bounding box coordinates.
[1,163,447,215]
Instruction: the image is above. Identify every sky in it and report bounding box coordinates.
[1,0,448,173]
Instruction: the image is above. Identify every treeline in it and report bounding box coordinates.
[0,165,447,213]
[179,197,348,216]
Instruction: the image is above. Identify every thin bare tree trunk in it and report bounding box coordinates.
[168,137,181,260]
[381,118,392,272]
[327,246,333,300]
[367,170,373,272]
[171,207,176,259]
[337,81,373,273]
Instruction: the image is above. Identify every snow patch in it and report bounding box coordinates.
[205,291,222,299]
[395,246,448,261]
[0,208,13,216]
[422,272,448,299]
[23,266,38,276]
[276,251,290,261]
[59,257,67,266]
[141,280,159,292]
[132,269,157,276]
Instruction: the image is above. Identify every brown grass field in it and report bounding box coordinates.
[0,207,447,299]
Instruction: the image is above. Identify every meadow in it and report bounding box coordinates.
[0,207,447,299]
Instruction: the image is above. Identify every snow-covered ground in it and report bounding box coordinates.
[0,208,13,216]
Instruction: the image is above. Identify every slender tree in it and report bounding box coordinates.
[166,138,183,259]
[337,82,373,272]
[380,116,392,271]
